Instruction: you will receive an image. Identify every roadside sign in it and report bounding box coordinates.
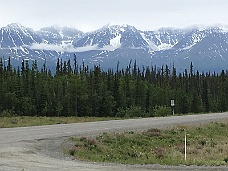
[171,100,175,107]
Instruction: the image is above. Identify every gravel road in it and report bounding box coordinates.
[0,113,228,171]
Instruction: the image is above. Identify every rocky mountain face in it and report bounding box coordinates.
[1,23,228,72]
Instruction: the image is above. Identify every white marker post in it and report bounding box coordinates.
[184,129,187,161]
[171,100,175,115]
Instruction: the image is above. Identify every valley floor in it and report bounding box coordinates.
[1,113,228,171]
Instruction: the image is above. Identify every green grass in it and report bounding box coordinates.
[67,121,228,166]
[0,116,118,128]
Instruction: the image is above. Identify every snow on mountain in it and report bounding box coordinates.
[141,28,187,52]
[1,23,228,72]
[220,26,228,33]
[110,34,121,48]
[0,23,42,48]
[0,23,43,63]
[73,24,148,51]
[173,27,223,50]
[37,26,83,45]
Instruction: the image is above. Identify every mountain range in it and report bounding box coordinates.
[1,23,228,72]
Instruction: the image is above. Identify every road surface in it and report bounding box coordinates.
[0,113,228,171]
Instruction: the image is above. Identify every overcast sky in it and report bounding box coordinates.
[1,0,228,32]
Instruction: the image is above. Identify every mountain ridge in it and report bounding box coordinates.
[1,23,228,72]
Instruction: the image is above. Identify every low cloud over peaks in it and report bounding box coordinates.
[29,43,119,52]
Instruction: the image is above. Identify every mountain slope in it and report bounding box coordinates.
[1,23,228,72]
[37,26,83,45]
[0,23,42,48]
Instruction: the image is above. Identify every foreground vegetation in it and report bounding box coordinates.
[1,56,228,118]
[0,116,118,128]
[68,121,228,166]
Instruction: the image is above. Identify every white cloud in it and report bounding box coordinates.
[74,45,99,52]
[29,43,102,52]
[100,45,119,51]
[30,43,63,51]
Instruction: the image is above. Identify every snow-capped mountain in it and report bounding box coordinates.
[73,24,148,50]
[150,27,228,71]
[0,23,84,69]
[0,23,42,48]
[1,23,228,72]
[141,28,187,51]
[37,26,83,45]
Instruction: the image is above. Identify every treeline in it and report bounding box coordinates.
[0,56,228,117]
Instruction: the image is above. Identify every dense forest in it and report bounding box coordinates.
[0,55,228,117]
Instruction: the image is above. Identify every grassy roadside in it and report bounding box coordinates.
[0,116,119,128]
[67,121,228,166]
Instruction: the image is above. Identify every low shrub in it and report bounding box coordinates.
[144,128,161,137]
[154,106,171,117]
[224,157,228,163]
[0,109,15,117]
[155,147,166,159]
[116,106,146,118]
[199,139,207,146]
